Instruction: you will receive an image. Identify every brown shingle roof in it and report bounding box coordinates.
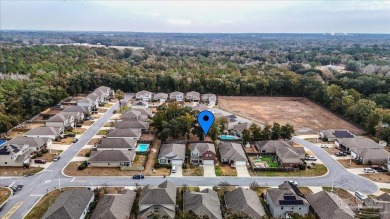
[306,191,355,219]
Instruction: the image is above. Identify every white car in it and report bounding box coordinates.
[320,144,329,148]
[305,156,317,161]
[355,191,368,200]
[363,168,376,173]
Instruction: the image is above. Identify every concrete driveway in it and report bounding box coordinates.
[203,164,216,177]
[236,165,250,177]
[170,165,183,177]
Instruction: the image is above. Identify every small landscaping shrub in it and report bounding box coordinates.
[41,149,49,154]
[215,166,222,176]
[36,152,43,157]
[85,151,91,157]
[78,163,86,170]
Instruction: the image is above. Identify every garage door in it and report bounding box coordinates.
[203,160,214,165]
[172,159,183,165]
[235,161,247,166]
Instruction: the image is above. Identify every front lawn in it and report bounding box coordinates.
[0,166,44,176]
[249,164,327,177]
[64,161,142,176]
[215,165,237,176]
[97,129,109,135]
[183,166,204,176]
[359,173,390,183]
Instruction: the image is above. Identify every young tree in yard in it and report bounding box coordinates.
[281,124,294,140]
[261,123,272,140]
[271,122,281,140]
[242,129,251,145]
[192,125,205,141]
[249,123,262,139]
[115,89,124,99]
[208,122,220,141]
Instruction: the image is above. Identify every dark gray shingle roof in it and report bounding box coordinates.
[89,150,135,162]
[158,144,186,160]
[96,138,137,149]
[90,190,136,219]
[225,187,266,219]
[219,142,247,162]
[306,191,355,219]
[183,189,222,219]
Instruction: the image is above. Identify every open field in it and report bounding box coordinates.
[249,164,327,177]
[0,167,44,176]
[218,96,365,134]
[64,161,142,176]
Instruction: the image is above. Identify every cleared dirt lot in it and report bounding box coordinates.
[218,96,365,134]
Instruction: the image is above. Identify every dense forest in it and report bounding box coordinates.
[0,31,389,142]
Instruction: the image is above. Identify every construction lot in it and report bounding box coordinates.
[218,96,365,134]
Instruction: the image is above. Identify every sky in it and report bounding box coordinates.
[1,0,390,33]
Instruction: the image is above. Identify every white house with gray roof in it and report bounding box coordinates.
[351,148,390,165]
[45,113,74,130]
[154,93,168,103]
[158,144,186,165]
[59,111,84,124]
[335,137,383,152]
[225,187,266,219]
[89,150,135,167]
[185,91,200,102]
[42,188,94,219]
[219,142,248,166]
[63,105,91,116]
[183,189,222,219]
[115,120,149,130]
[132,100,149,109]
[202,93,217,105]
[96,138,137,150]
[169,91,184,102]
[265,182,310,218]
[136,90,152,101]
[24,127,63,140]
[91,190,136,219]
[138,181,177,219]
[106,129,142,140]
[77,97,98,109]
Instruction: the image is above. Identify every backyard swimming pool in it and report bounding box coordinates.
[136,144,150,152]
[0,140,6,146]
[219,135,239,140]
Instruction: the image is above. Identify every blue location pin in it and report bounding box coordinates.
[197,110,215,136]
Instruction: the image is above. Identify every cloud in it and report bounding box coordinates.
[167,18,192,25]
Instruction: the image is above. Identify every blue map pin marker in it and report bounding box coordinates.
[197,110,215,135]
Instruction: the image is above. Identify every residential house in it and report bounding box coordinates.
[96,138,137,150]
[45,113,75,130]
[133,108,154,118]
[158,144,186,165]
[90,190,136,219]
[106,129,142,140]
[232,122,251,136]
[138,181,177,219]
[185,91,200,102]
[364,195,390,219]
[319,129,355,142]
[132,100,149,109]
[219,142,248,166]
[24,127,63,140]
[189,142,216,165]
[265,182,310,218]
[136,90,152,101]
[93,89,107,103]
[276,147,304,167]
[225,187,267,219]
[153,93,168,103]
[89,150,136,167]
[254,140,291,154]
[335,137,383,152]
[306,191,355,219]
[60,112,84,124]
[95,86,111,99]
[115,121,149,130]
[42,188,94,219]
[121,110,142,120]
[183,189,222,219]
[169,91,184,102]
[63,105,91,117]
[87,92,104,104]
[77,97,98,110]
[4,136,51,151]
[202,93,217,105]
[351,148,390,165]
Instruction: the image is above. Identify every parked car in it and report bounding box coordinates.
[305,156,317,161]
[171,166,177,173]
[320,144,329,148]
[363,168,376,173]
[72,138,78,143]
[371,165,388,172]
[84,117,90,121]
[355,160,363,165]
[335,152,348,157]
[287,180,298,186]
[8,186,17,193]
[53,155,61,161]
[355,191,368,200]
[75,124,82,128]
[113,110,117,114]
[34,158,46,164]
[132,174,144,179]
[16,185,23,191]
[67,133,76,137]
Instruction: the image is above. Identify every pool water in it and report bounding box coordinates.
[136,144,150,152]
[0,140,6,146]
[219,135,239,140]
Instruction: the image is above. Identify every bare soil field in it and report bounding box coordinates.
[218,96,365,134]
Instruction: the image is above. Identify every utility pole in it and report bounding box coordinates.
[59,175,61,192]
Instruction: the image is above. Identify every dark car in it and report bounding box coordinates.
[75,124,82,127]
[355,160,363,165]
[16,185,23,191]
[132,174,144,179]
[72,138,78,143]
[335,152,347,157]
[371,165,388,172]
[53,155,61,161]
[34,158,46,164]
[9,186,17,193]
[113,110,117,114]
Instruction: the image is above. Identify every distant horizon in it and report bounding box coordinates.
[2,29,390,35]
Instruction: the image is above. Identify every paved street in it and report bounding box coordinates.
[0,98,380,218]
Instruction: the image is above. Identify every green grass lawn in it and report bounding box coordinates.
[253,155,281,167]
[250,164,327,177]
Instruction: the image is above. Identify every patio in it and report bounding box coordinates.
[251,155,280,168]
